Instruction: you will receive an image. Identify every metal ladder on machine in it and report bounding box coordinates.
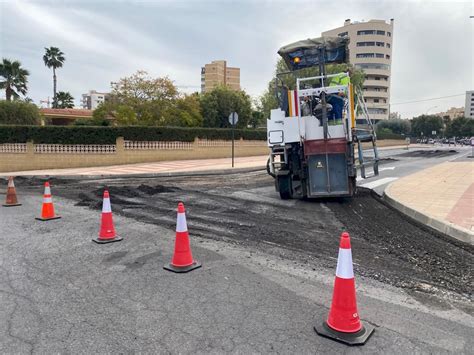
[354,88,379,179]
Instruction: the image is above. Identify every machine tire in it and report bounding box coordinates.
[277,175,292,200]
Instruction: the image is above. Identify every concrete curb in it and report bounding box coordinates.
[384,185,473,246]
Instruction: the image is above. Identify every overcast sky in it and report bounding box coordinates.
[0,0,472,118]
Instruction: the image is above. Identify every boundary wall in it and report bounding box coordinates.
[0,137,268,172]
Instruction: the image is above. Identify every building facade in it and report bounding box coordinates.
[435,107,465,120]
[465,91,474,118]
[323,19,394,121]
[81,90,110,110]
[201,60,240,93]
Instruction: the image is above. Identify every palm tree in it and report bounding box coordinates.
[43,47,65,107]
[0,58,29,101]
[53,91,74,108]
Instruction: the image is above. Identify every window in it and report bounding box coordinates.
[355,63,390,70]
[375,77,380,80]
[386,54,390,59]
[374,99,380,103]
[387,32,392,37]
[387,43,391,48]
[376,30,385,35]
[356,53,375,58]
[357,41,376,47]
[376,53,384,58]
[338,31,348,37]
[383,99,387,103]
[357,30,375,35]
[376,42,385,47]
[367,108,387,114]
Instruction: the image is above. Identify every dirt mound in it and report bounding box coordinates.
[137,184,181,195]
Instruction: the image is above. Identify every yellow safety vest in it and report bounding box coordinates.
[329,74,350,86]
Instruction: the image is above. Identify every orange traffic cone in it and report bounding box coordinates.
[36,182,61,221]
[3,177,21,207]
[93,190,123,244]
[314,232,374,345]
[164,202,201,273]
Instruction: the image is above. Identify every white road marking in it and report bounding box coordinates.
[379,166,396,171]
[359,177,398,189]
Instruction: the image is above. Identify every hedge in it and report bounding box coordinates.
[0,125,267,144]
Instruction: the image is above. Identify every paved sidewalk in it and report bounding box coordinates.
[1,155,269,176]
[385,161,474,244]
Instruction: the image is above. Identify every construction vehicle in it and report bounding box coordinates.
[266,37,379,199]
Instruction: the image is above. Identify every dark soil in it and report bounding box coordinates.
[16,171,474,303]
[395,150,458,158]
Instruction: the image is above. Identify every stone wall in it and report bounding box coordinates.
[0,137,268,173]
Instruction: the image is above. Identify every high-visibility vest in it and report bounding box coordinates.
[329,73,350,86]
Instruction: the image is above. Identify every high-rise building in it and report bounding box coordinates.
[323,19,394,122]
[201,60,240,93]
[81,90,110,110]
[464,91,474,118]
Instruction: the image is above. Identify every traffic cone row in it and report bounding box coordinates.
[2,178,201,273]
[3,178,373,346]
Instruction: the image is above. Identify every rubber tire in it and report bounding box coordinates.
[278,176,292,200]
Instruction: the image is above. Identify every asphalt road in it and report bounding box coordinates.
[0,146,473,353]
[357,144,473,195]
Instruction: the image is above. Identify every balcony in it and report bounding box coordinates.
[364,79,390,87]
[363,90,389,99]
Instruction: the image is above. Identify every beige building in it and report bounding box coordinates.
[435,107,465,120]
[201,60,240,92]
[323,19,394,122]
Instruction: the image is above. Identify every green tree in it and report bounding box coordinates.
[0,58,29,101]
[0,100,40,125]
[376,118,411,136]
[109,70,179,125]
[411,115,444,137]
[53,91,74,108]
[200,85,252,128]
[43,47,65,107]
[445,116,474,137]
[167,93,203,127]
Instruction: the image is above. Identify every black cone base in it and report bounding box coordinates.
[3,203,22,207]
[35,216,61,221]
[164,261,201,273]
[92,236,123,244]
[314,321,374,346]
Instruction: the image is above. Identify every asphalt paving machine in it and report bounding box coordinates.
[267,37,379,199]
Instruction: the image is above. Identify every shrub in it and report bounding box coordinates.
[0,125,267,144]
[0,100,40,125]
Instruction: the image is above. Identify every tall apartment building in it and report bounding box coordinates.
[323,19,394,122]
[81,90,110,110]
[201,60,240,93]
[465,91,474,118]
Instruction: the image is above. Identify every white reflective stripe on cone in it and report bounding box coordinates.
[8,179,14,188]
[102,198,112,213]
[176,212,188,232]
[44,186,51,195]
[43,197,53,203]
[335,248,354,279]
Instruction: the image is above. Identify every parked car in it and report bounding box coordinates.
[428,139,435,144]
